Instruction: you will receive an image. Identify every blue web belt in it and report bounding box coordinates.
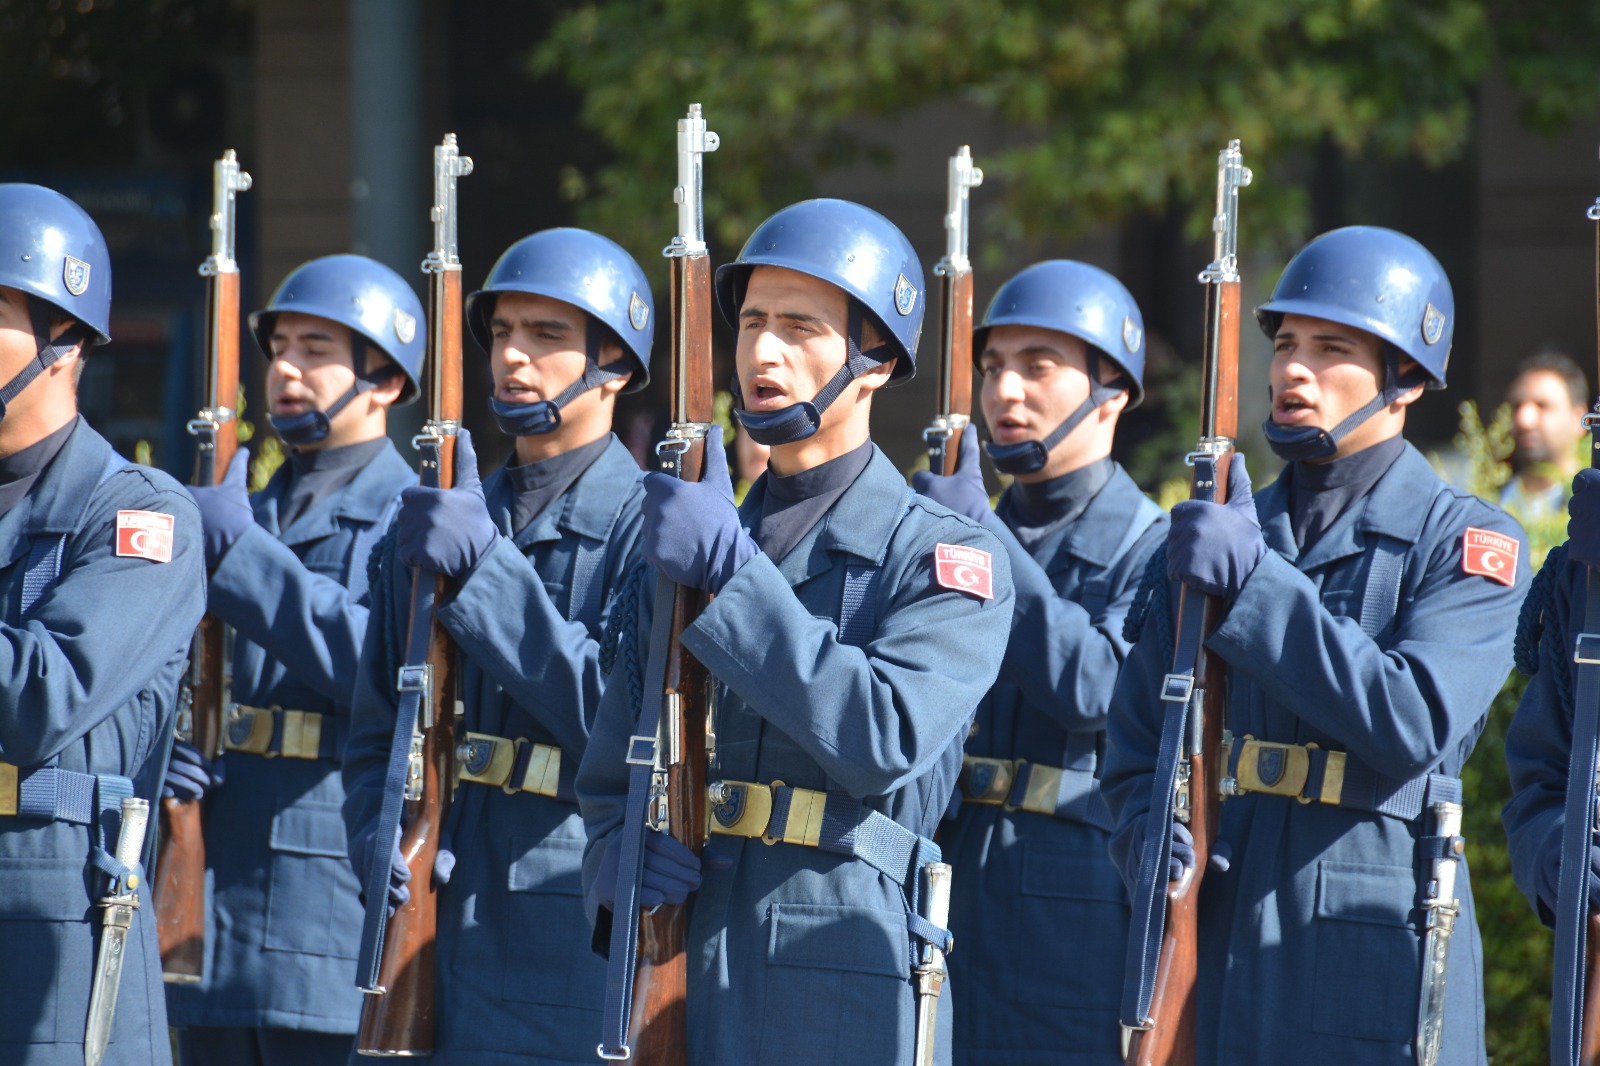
[1119,454,1217,1037]
[354,437,442,995]
[598,570,678,1061]
[1554,569,1600,1066]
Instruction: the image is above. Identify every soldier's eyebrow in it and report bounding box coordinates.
[273,327,338,343]
[490,314,575,333]
[739,305,825,326]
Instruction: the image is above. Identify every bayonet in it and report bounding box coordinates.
[912,862,954,1066]
[1416,801,1464,1066]
[85,797,150,1066]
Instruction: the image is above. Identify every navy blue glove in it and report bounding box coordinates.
[350,825,411,912]
[1123,817,1196,887]
[1568,468,1600,569]
[161,739,223,801]
[1167,454,1265,599]
[188,447,253,570]
[433,829,456,888]
[596,829,705,911]
[641,427,758,594]
[397,428,498,578]
[911,424,989,522]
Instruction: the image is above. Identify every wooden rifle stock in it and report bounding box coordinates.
[627,103,718,1065]
[156,150,249,983]
[926,146,982,477]
[356,134,471,1056]
[1126,142,1247,1066]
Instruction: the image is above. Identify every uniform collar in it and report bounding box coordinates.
[257,438,414,544]
[485,435,639,549]
[1257,440,1435,570]
[741,443,903,586]
[0,418,111,573]
[12,416,102,536]
[1043,463,1147,573]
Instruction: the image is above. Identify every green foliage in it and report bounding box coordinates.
[532,0,1592,273]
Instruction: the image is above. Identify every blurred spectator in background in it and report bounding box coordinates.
[1501,351,1589,520]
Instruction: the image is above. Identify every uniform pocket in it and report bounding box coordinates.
[1016,842,1128,1008]
[1311,860,1420,1043]
[759,903,912,1064]
[501,834,604,1007]
[0,920,63,1044]
[265,801,361,958]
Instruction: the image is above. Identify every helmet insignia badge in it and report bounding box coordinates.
[1122,316,1142,354]
[629,291,650,332]
[63,255,90,297]
[393,308,417,346]
[1421,303,1446,346]
[894,273,917,316]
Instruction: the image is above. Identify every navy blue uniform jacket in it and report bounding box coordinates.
[166,440,413,1033]
[944,464,1165,1066]
[344,437,643,1066]
[578,446,1015,1066]
[1503,544,1590,925]
[1103,443,1525,1066]
[0,418,204,1066]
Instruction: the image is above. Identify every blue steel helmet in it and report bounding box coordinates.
[714,199,925,384]
[0,183,113,344]
[250,255,427,404]
[975,260,1146,409]
[1256,226,1453,389]
[464,228,654,393]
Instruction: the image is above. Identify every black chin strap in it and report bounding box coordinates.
[270,335,400,447]
[0,301,88,423]
[488,318,631,438]
[984,362,1125,476]
[1263,348,1425,463]
[731,302,892,447]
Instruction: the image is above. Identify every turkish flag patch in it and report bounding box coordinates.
[934,543,994,600]
[1461,526,1517,586]
[115,510,174,563]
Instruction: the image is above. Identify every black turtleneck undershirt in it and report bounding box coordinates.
[995,456,1114,552]
[505,434,611,535]
[1288,434,1405,552]
[0,418,78,521]
[278,436,390,529]
[755,439,874,563]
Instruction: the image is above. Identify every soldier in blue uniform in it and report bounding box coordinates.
[0,184,204,1065]
[578,199,1015,1066]
[1502,426,1600,1062]
[164,255,426,1066]
[1103,227,1526,1065]
[913,261,1166,1065]
[342,229,653,1065]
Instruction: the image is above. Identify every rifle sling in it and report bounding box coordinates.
[599,569,679,1060]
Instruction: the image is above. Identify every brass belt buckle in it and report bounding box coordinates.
[0,761,16,816]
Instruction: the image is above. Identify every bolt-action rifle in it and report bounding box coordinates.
[597,102,719,1066]
[154,149,251,984]
[924,145,983,476]
[1122,141,1249,1066]
[1559,169,1600,1066]
[354,133,471,1057]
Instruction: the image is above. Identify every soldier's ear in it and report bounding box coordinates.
[1393,357,1425,409]
[854,356,896,395]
